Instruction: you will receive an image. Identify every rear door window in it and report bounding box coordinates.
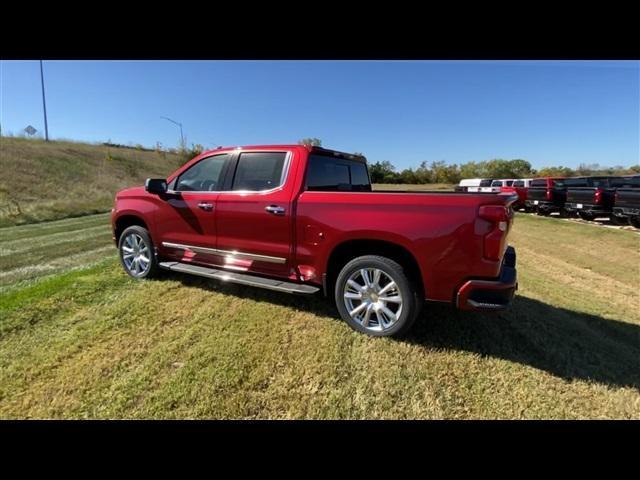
[231,152,288,191]
[513,180,525,187]
[531,179,547,187]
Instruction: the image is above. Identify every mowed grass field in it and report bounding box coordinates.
[1,209,639,419]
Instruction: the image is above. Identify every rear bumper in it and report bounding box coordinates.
[456,246,517,311]
[525,200,558,211]
[564,203,610,215]
[613,206,640,216]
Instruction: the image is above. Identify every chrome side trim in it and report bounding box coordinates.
[161,241,286,264]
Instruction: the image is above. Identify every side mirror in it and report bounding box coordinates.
[145,178,167,194]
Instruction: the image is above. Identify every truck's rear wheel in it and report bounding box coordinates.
[629,216,640,229]
[334,255,422,337]
[118,225,161,279]
[610,214,629,226]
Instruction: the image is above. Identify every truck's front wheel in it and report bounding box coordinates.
[334,255,422,337]
[118,225,161,279]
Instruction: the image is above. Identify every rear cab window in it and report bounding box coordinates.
[530,179,548,188]
[513,180,525,187]
[611,176,640,188]
[563,178,589,188]
[305,154,372,192]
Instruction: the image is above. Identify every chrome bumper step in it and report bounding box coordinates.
[159,261,320,295]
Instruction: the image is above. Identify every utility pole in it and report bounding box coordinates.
[161,116,184,150]
[39,60,49,141]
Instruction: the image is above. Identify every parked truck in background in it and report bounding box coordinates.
[111,145,518,337]
[455,178,495,193]
[500,178,532,210]
[563,176,620,221]
[612,175,640,227]
[525,177,566,215]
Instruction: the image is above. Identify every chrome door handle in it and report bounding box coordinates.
[265,205,285,215]
[197,202,214,211]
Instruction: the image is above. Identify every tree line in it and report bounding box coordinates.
[368,159,640,185]
[294,139,639,184]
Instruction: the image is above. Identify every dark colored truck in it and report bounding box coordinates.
[563,176,620,221]
[612,175,640,228]
[111,144,518,337]
[525,177,566,215]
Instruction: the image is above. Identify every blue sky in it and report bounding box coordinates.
[1,60,638,170]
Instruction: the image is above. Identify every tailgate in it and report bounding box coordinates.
[615,189,640,208]
[567,188,596,204]
[527,188,548,201]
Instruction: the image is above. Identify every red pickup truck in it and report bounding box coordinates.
[111,145,518,337]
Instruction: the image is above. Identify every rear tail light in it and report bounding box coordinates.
[595,188,603,204]
[479,205,511,261]
[546,188,553,201]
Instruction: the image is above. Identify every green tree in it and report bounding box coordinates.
[298,137,322,146]
[536,166,574,177]
[481,159,533,178]
[414,161,432,184]
[369,160,397,183]
[460,161,481,179]
[398,168,418,184]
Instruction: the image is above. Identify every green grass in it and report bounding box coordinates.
[0,137,184,227]
[0,211,639,419]
[0,213,115,289]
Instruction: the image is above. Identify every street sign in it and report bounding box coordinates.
[24,125,37,136]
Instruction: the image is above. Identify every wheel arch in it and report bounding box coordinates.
[324,238,425,298]
[114,214,150,244]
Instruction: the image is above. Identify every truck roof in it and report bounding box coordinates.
[199,144,366,163]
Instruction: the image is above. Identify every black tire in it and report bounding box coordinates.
[629,216,640,229]
[536,208,550,216]
[578,212,595,221]
[610,215,629,226]
[334,255,423,337]
[117,225,161,279]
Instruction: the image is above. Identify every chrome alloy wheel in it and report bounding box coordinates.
[121,233,150,276]
[343,268,403,332]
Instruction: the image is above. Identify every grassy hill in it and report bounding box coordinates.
[0,137,184,227]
